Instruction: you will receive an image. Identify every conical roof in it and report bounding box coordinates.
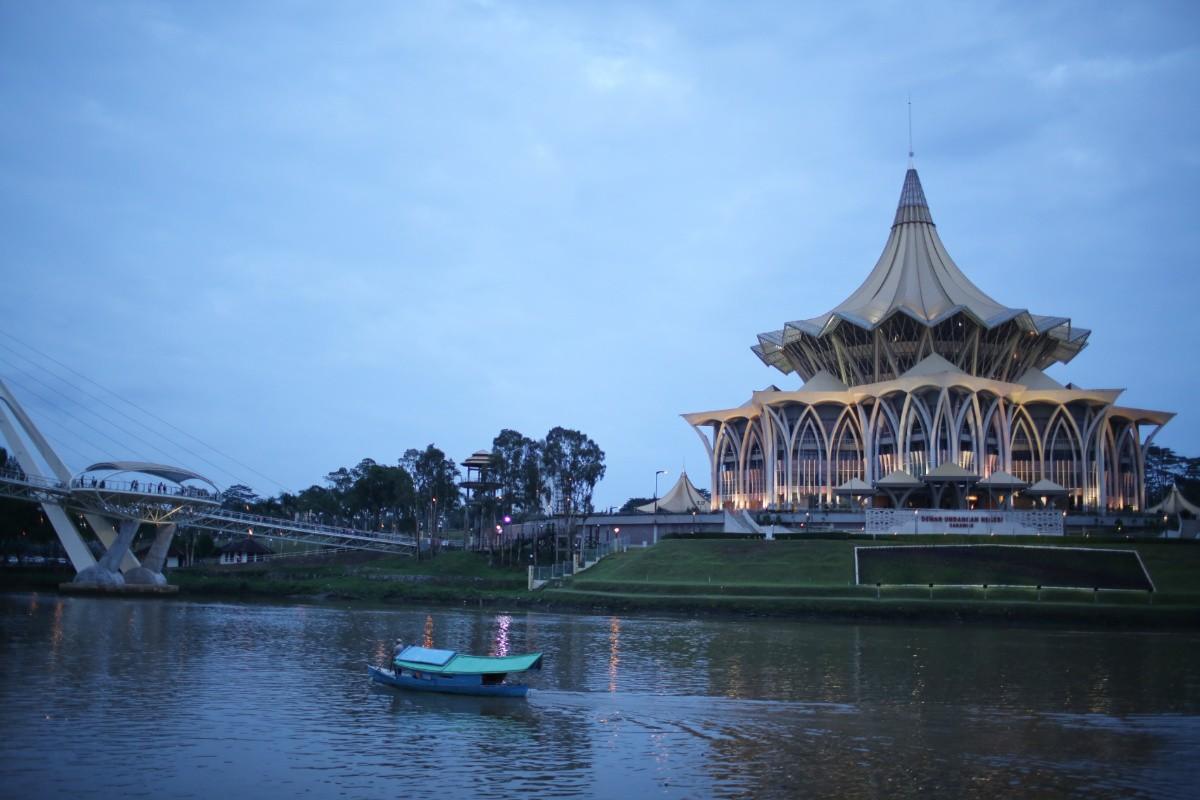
[923,462,979,481]
[875,469,923,488]
[789,169,1063,334]
[1027,478,1069,495]
[636,471,709,513]
[1146,485,1200,516]
[814,169,1017,330]
[834,477,875,495]
[753,167,1091,385]
[976,470,1027,489]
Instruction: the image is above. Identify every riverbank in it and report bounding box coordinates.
[6,538,1199,626]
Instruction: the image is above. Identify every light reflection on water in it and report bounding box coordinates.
[0,593,1198,799]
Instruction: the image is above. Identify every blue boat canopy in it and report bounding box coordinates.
[396,646,456,667]
[394,645,543,676]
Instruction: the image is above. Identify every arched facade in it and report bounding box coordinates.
[687,374,1167,512]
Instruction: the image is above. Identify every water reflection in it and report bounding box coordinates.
[1,594,1198,800]
[607,617,620,693]
[492,613,511,657]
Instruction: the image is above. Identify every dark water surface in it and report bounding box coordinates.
[1,593,1198,799]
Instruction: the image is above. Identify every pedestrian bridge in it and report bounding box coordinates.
[0,378,414,591]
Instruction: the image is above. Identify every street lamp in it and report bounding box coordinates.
[654,469,667,514]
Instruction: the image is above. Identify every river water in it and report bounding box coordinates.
[1,593,1198,799]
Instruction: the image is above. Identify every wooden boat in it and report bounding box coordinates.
[369,645,543,698]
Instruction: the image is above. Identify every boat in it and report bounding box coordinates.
[369,645,543,697]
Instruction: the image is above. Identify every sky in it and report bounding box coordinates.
[1,0,1198,510]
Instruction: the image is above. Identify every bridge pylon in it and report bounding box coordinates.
[0,378,114,573]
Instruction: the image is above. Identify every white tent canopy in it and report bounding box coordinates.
[1146,485,1200,517]
[637,471,709,513]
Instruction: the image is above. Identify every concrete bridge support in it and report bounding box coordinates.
[124,523,176,586]
[74,519,140,586]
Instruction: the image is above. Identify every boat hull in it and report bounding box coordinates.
[368,665,531,698]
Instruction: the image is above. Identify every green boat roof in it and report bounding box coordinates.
[394,646,543,675]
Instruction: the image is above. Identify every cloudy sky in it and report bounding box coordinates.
[1,1,1197,508]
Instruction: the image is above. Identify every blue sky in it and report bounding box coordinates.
[1,1,1197,508]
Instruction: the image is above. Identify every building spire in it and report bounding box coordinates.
[907,95,914,166]
[893,166,933,226]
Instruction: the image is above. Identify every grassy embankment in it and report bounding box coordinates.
[544,538,1200,625]
[7,537,1199,625]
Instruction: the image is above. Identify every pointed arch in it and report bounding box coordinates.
[1009,413,1040,484]
[1044,408,1082,506]
[739,425,767,510]
[829,409,865,490]
[871,401,901,481]
[1111,423,1139,512]
[952,391,982,473]
[901,393,934,478]
[791,412,827,506]
[714,423,741,509]
[978,394,1005,479]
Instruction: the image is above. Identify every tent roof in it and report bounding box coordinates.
[923,462,979,481]
[1016,367,1065,390]
[835,477,875,494]
[875,469,924,488]
[636,471,709,513]
[1027,478,1069,495]
[902,353,963,379]
[784,169,1069,333]
[1146,485,1200,516]
[976,470,1028,489]
[797,370,849,392]
[753,168,1090,375]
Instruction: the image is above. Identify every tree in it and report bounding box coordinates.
[492,429,544,518]
[541,427,605,518]
[350,458,378,483]
[221,484,260,510]
[1141,446,1200,508]
[620,496,655,513]
[348,463,416,532]
[296,484,340,521]
[405,445,461,533]
[324,467,353,495]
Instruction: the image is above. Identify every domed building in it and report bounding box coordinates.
[684,167,1172,523]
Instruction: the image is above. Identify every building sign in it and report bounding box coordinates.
[866,509,1064,536]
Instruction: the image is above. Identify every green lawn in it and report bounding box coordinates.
[574,538,1200,596]
[855,545,1153,590]
[580,539,856,586]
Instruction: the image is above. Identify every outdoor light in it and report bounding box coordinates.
[503,515,512,524]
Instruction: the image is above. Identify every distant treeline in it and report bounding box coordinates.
[218,426,605,534]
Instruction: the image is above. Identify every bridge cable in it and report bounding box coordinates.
[0,332,288,492]
[0,366,156,465]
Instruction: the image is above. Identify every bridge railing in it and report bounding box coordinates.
[69,477,218,502]
[0,465,68,492]
[196,507,417,548]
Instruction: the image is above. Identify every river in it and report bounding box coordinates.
[1,593,1197,799]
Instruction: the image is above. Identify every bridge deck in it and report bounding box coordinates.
[0,467,413,556]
